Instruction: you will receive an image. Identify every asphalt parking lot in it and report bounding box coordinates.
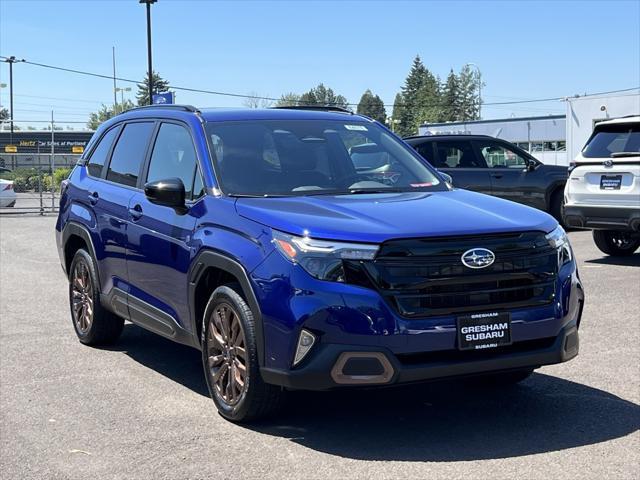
[0,214,638,479]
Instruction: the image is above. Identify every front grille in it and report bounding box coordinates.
[357,231,557,318]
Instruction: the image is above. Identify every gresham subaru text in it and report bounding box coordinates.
[55,105,584,422]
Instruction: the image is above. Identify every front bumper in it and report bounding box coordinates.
[563,204,640,231]
[261,321,581,390]
[252,244,584,391]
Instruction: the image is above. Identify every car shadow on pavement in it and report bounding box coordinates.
[585,253,640,267]
[108,325,639,462]
[105,324,209,397]
[249,374,640,462]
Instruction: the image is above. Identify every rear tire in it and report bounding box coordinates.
[68,249,124,345]
[592,230,640,256]
[202,284,285,423]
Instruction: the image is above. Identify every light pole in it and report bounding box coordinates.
[115,87,132,105]
[112,47,118,107]
[3,56,25,140]
[140,0,157,106]
[464,62,482,119]
[0,83,6,133]
[386,117,401,133]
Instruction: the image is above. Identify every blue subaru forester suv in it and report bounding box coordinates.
[56,105,583,422]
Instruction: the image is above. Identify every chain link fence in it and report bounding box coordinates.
[0,126,92,215]
[0,153,80,214]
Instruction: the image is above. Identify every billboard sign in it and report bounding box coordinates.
[152,92,175,104]
[0,132,93,154]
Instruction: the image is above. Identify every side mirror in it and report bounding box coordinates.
[438,171,453,186]
[526,159,537,172]
[144,178,187,212]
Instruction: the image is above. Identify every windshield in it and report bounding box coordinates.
[582,123,640,158]
[205,119,443,196]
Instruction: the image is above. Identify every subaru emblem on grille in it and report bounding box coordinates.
[461,248,495,269]
[603,159,613,167]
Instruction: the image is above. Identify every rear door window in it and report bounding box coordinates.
[87,126,119,178]
[475,140,529,168]
[414,143,438,166]
[434,141,486,168]
[106,122,154,187]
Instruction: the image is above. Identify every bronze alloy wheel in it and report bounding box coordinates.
[206,303,248,406]
[71,259,93,334]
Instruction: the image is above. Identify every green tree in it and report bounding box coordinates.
[356,89,386,123]
[391,93,405,133]
[275,92,301,107]
[415,71,442,125]
[442,69,462,121]
[136,71,170,106]
[459,65,482,120]
[0,107,8,121]
[396,55,441,136]
[87,100,135,130]
[298,83,348,108]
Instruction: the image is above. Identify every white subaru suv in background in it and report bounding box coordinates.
[563,115,640,256]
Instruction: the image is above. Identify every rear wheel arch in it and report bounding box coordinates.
[62,223,99,284]
[189,250,264,364]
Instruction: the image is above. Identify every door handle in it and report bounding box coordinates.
[88,191,99,205]
[128,204,143,221]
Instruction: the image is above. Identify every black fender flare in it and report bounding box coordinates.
[62,222,100,287]
[188,250,265,365]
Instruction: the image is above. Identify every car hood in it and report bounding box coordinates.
[235,189,557,243]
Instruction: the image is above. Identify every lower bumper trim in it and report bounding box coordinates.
[261,323,579,391]
[563,205,640,231]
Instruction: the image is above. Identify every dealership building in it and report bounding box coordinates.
[419,91,640,165]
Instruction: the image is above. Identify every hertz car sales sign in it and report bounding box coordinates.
[0,131,93,154]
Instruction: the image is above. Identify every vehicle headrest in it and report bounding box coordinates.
[273,131,317,171]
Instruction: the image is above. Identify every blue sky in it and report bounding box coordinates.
[1,0,639,128]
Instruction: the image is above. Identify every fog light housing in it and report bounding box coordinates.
[293,329,316,366]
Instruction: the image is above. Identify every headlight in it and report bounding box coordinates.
[546,225,573,266]
[272,230,379,281]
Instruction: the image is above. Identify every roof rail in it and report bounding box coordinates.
[271,105,353,114]
[123,104,201,114]
[403,133,490,139]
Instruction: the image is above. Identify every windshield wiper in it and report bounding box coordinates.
[611,152,640,158]
[347,187,409,194]
[228,193,290,198]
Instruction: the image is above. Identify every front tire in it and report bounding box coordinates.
[592,230,640,256]
[202,284,284,422]
[68,249,123,345]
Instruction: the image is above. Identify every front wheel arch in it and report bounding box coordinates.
[188,250,265,365]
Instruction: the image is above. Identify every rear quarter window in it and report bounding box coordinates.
[86,127,119,178]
